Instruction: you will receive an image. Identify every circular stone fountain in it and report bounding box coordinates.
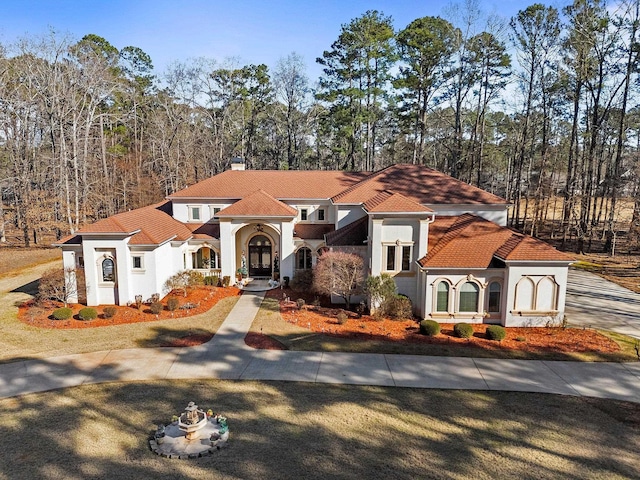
[149,401,229,459]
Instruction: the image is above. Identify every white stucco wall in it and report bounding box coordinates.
[337,205,367,229]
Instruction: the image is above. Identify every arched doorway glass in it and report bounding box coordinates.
[248,235,272,277]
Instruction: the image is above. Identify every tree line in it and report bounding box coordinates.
[1,0,640,254]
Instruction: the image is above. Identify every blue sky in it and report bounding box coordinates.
[0,0,563,82]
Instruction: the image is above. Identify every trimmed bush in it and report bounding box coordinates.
[336,311,348,325]
[204,275,218,286]
[486,325,506,341]
[296,298,306,309]
[150,302,163,314]
[222,276,231,287]
[78,307,97,321]
[103,306,117,319]
[453,322,474,339]
[167,297,180,311]
[385,295,413,320]
[419,319,441,336]
[52,307,73,320]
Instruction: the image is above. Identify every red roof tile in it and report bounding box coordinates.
[168,170,368,200]
[293,224,335,240]
[325,216,369,246]
[333,164,506,206]
[419,214,572,268]
[76,202,193,245]
[364,191,433,213]
[216,190,298,217]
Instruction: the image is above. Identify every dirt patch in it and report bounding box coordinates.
[266,289,621,356]
[19,286,241,330]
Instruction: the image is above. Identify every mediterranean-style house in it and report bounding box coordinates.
[56,160,573,327]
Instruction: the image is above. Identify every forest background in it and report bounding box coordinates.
[1,0,640,255]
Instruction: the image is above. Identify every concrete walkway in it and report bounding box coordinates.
[566,268,640,339]
[1,290,640,403]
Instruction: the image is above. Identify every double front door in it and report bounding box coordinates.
[248,235,272,277]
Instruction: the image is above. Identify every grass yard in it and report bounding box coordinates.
[0,380,637,480]
[0,246,61,277]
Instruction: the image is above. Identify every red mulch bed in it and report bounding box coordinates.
[266,289,620,355]
[245,332,288,350]
[18,287,242,329]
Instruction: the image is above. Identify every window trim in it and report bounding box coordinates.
[300,208,308,221]
[435,280,451,313]
[101,257,115,283]
[296,246,313,270]
[317,208,325,221]
[487,280,502,313]
[458,281,480,313]
[188,205,202,222]
[131,255,144,271]
[382,242,414,273]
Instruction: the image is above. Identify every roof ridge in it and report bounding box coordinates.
[331,166,394,202]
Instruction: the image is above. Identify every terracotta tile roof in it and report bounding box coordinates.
[75,202,193,245]
[332,164,506,206]
[168,170,368,200]
[325,216,369,246]
[185,223,220,240]
[419,214,572,268]
[293,224,335,240]
[216,190,298,217]
[363,190,433,213]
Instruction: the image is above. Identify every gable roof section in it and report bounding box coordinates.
[216,190,298,217]
[74,201,193,245]
[363,190,433,213]
[332,164,506,206]
[168,170,368,200]
[325,216,368,246]
[419,214,572,268]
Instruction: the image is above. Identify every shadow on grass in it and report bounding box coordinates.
[10,279,40,296]
[0,375,638,479]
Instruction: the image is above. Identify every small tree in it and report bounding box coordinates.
[38,267,84,307]
[312,251,364,310]
[365,274,397,314]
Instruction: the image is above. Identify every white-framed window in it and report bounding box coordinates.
[209,206,222,219]
[300,208,308,221]
[132,255,144,270]
[435,281,450,312]
[459,282,480,312]
[318,209,325,221]
[101,258,115,282]
[383,243,413,272]
[189,206,201,221]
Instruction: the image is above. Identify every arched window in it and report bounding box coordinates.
[536,277,557,310]
[102,258,115,282]
[515,277,535,310]
[459,282,479,312]
[436,281,449,312]
[296,247,313,269]
[487,282,501,313]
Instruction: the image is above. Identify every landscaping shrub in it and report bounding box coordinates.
[78,307,97,321]
[204,275,218,286]
[419,319,441,336]
[453,322,474,339]
[336,311,348,324]
[150,302,164,314]
[291,270,314,292]
[296,298,306,309]
[222,276,231,287]
[283,276,290,288]
[167,297,180,311]
[384,295,413,320]
[52,307,73,320]
[103,306,117,319]
[486,325,506,341]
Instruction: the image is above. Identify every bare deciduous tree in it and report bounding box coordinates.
[313,251,364,310]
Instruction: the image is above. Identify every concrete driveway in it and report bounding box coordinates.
[566,268,640,339]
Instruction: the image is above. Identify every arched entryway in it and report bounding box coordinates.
[248,235,272,277]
